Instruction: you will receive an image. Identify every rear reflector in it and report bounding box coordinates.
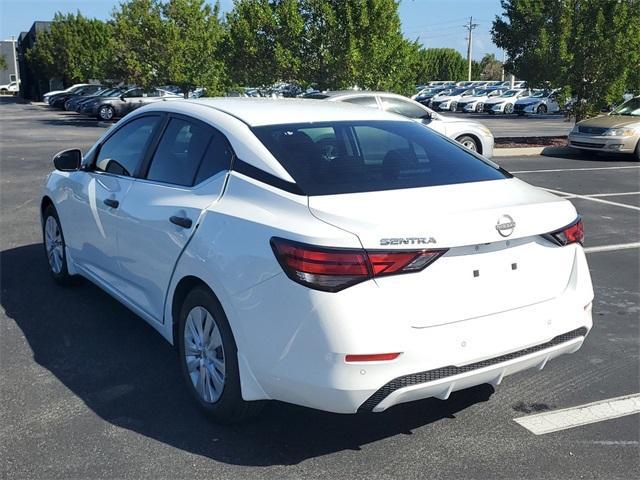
[544,217,584,246]
[271,237,447,292]
[345,353,401,363]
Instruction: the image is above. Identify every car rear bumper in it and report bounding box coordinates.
[231,246,594,413]
[568,133,638,153]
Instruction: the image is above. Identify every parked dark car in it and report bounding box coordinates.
[48,85,104,109]
[80,87,180,120]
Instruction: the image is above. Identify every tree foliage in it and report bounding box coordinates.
[493,0,640,120]
[26,12,113,84]
[412,48,466,83]
[479,53,502,80]
[162,0,228,96]
[0,55,7,71]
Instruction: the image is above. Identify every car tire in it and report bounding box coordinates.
[97,105,115,121]
[504,104,514,114]
[537,104,547,114]
[178,286,264,423]
[0,89,7,95]
[476,103,483,113]
[634,140,640,161]
[456,135,479,153]
[42,205,74,285]
[450,101,458,112]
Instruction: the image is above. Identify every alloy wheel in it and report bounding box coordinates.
[99,106,114,120]
[183,306,226,403]
[44,215,64,274]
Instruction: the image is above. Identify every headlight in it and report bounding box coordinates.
[603,128,635,136]
[571,124,580,133]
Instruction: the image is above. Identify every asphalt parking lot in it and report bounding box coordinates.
[1,98,638,479]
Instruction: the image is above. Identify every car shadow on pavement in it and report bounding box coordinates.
[1,243,495,467]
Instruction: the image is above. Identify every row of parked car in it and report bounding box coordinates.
[413,81,564,116]
[41,83,202,120]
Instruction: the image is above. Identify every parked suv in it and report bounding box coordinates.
[81,87,180,120]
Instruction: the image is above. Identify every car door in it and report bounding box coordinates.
[62,114,163,287]
[115,114,233,322]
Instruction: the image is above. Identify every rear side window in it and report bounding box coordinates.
[194,132,234,185]
[342,96,379,108]
[252,120,508,196]
[379,97,428,119]
[95,115,160,176]
[146,118,212,186]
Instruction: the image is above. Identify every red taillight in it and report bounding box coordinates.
[345,353,401,363]
[545,217,584,246]
[271,237,447,292]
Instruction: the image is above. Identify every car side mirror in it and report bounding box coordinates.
[53,149,82,172]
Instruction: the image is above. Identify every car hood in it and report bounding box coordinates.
[577,115,640,129]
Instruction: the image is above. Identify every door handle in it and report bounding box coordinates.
[103,198,119,208]
[170,216,192,229]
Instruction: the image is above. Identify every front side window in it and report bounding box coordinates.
[146,118,213,186]
[95,116,160,176]
[253,120,509,196]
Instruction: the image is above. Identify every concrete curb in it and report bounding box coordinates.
[494,145,575,158]
[493,147,545,157]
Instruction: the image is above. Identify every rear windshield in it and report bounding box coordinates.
[252,120,509,195]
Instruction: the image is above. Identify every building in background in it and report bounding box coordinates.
[0,39,19,86]
[16,21,52,100]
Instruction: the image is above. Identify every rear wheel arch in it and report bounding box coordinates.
[171,275,219,345]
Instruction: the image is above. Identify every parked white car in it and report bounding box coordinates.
[306,90,494,157]
[455,88,506,113]
[42,83,90,104]
[514,89,561,115]
[483,89,530,114]
[430,88,477,111]
[41,98,594,422]
[0,80,19,95]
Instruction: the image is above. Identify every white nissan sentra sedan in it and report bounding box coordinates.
[41,98,594,422]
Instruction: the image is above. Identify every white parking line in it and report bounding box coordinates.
[511,165,640,174]
[584,242,640,254]
[578,192,640,198]
[514,393,640,435]
[543,188,640,211]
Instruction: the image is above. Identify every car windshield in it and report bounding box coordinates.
[611,98,640,116]
[500,90,519,97]
[252,121,508,196]
[472,89,489,96]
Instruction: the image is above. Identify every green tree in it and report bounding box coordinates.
[162,0,228,96]
[479,53,502,80]
[25,12,112,84]
[110,0,165,89]
[492,0,640,120]
[413,48,466,83]
[0,55,7,70]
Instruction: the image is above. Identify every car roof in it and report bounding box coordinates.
[147,97,408,126]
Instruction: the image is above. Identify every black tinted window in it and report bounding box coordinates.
[194,131,233,184]
[147,118,212,186]
[253,121,508,195]
[380,97,428,119]
[95,116,160,176]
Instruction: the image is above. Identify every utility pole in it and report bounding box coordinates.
[464,16,478,81]
[501,50,506,82]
